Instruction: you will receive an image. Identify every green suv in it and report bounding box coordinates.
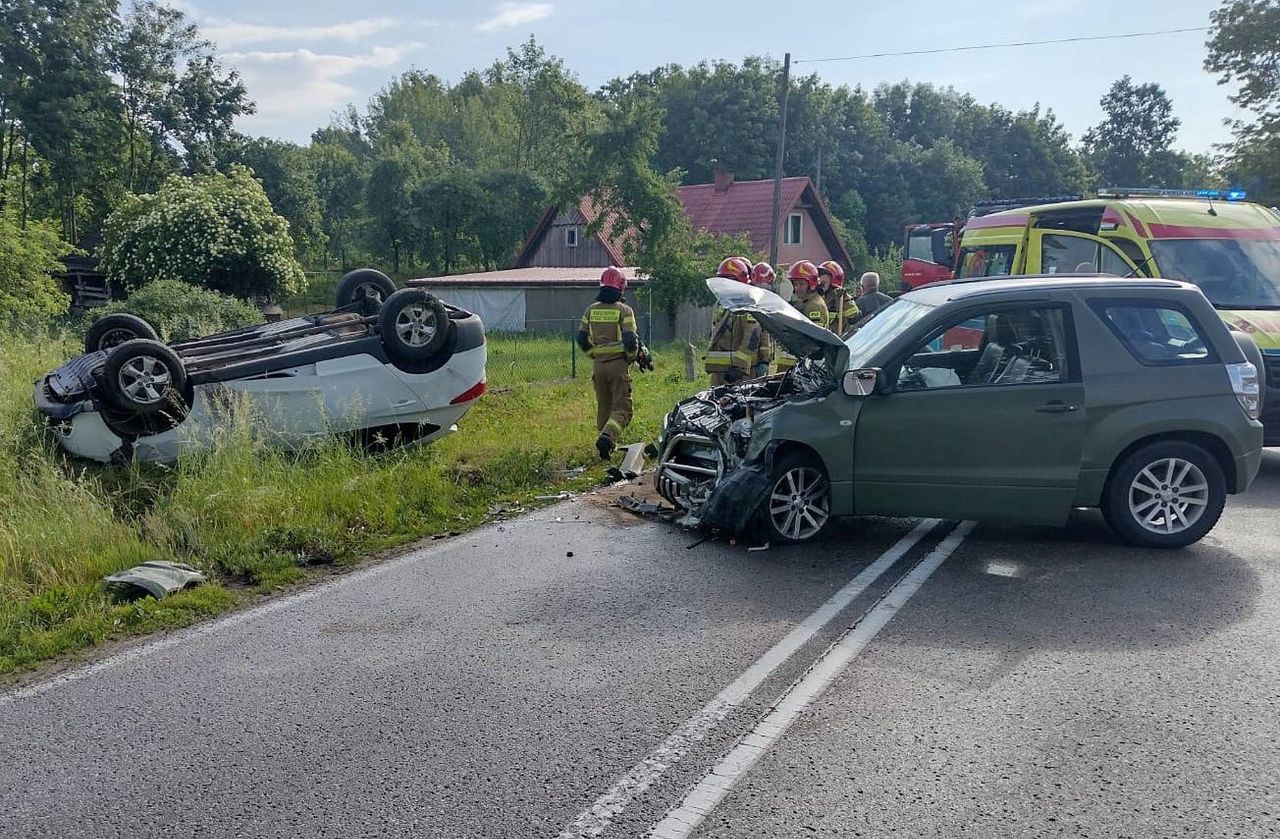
[655,276,1264,548]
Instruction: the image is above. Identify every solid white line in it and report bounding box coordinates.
[647,520,975,839]
[555,518,941,839]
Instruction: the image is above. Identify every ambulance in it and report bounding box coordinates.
[952,188,1280,443]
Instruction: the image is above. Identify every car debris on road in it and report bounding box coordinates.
[104,561,206,601]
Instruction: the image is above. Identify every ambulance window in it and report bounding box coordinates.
[1099,245,1133,276]
[956,245,1015,278]
[1040,234,1097,273]
[1111,239,1150,275]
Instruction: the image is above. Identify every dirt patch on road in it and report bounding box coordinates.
[582,475,669,527]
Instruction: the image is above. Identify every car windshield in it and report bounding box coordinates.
[843,299,935,370]
[1149,238,1280,309]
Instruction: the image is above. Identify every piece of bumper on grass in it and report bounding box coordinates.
[699,463,771,534]
[104,561,207,601]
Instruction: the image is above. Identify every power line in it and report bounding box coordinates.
[795,26,1209,64]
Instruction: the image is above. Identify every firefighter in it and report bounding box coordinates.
[818,260,860,336]
[577,266,639,460]
[704,257,760,386]
[750,262,776,378]
[791,260,830,328]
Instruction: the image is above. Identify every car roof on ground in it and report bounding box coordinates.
[902,274,1191,306]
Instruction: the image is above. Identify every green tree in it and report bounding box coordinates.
[489,36,593,178]
[364,122,446,272]
[414,168,484,274]
[90,279,261,340]
[220,136,325,261]
[1206,0,1280,203]
[100,165,305,298]
[475,169,549,270]
[1082,76,1183,187]
[0,205,71,321]
[308,142,365,267]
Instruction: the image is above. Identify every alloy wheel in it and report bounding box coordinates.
[98,328,137,351]
[117,356,173,405]
[1128,457,1210,535]
[768,466,831,541]
[395,305,437,347]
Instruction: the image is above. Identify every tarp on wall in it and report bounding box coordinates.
[427,286,526,332]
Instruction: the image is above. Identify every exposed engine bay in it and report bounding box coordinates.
[655,362,835,528]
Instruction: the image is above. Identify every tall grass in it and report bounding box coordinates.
[0,327,698,674]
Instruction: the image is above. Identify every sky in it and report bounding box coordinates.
[174,0,1244,156]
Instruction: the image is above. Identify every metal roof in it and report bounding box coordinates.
[409,267,646,287]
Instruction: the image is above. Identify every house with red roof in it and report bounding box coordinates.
[516,171,853,272]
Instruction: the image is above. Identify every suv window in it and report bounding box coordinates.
[898,306,1070,391]
[1094,302,1213,364]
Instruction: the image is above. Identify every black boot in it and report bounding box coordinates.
[596,434,615,461]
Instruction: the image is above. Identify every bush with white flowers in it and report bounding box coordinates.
[101,166,307,299]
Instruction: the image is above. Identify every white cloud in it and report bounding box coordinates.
[475,2,553,33]
[205,17,405,47]
[228,45,415,124]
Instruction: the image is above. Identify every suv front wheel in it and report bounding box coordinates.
[1103,440,1227,549]
[761,452,833,544]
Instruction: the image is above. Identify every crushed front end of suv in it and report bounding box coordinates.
[35,270,487,464]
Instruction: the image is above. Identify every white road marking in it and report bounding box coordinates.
[556,518,942,839]
[648,520,975,839]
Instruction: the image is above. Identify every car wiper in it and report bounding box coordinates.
[1123,255,1155,278]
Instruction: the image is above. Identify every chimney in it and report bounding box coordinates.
[713,166,735,192]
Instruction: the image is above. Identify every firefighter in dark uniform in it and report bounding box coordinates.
[818,260,860,336]
[704,257,761,386]
[578,266,639,460]
[750,262,776,378]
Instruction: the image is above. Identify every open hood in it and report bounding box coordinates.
[706,277,849,371]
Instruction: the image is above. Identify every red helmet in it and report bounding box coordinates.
[750,262,776,287]
[716,256,753,283]
[787,260,821,293]
[818,260,846,288]
[600,266,627,290]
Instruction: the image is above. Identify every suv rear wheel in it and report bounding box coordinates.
[1103,440,1226,549]
[760,452,833,544]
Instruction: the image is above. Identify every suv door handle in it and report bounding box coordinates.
[1034,401,1078,414]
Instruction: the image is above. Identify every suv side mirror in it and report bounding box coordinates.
[842,367,882,397]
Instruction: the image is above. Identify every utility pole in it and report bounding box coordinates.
[769,52,791,267]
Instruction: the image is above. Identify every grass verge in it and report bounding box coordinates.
[0,328,700,676]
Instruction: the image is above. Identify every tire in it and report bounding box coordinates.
[1103,440,1226,549]
[759,451,834,544]
[377,288,450,371]
[85,313,159,354]
[335,269,396,313]
[101,339,188,418]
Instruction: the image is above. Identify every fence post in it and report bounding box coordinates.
[570,328,577,379]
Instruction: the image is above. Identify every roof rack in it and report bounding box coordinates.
[969,195,1085,217]
[1097,187,1248,201]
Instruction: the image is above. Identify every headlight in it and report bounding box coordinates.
[746,413,775,462]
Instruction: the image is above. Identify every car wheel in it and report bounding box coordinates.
[102,339,188,418]
[1103,441,1226,549]
[760,452,834,544]
[335,269,396,313]
[377,288,451,371]
[84,313,159,354]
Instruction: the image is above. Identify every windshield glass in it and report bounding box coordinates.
[844,299,935,369]
[1149,238,1280,309]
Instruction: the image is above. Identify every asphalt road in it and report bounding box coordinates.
[3,452,1279,838]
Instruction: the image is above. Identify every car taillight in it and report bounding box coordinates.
[1226,362,1261,420]
[450,380,487,405]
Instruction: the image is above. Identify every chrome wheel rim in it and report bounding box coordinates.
[356,282,386,304]
[768,466,830,541]
[118,356,172,405]
[395,304,436,347]
[98,328,137,350]
[1129,457,1209,535]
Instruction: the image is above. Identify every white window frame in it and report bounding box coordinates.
[565,226,580,248]
[784,213,803,245]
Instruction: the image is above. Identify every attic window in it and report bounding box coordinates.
[565,227,580,248]
[784,213,803,245]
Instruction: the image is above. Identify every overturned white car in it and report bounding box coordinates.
[35,270,487,464]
